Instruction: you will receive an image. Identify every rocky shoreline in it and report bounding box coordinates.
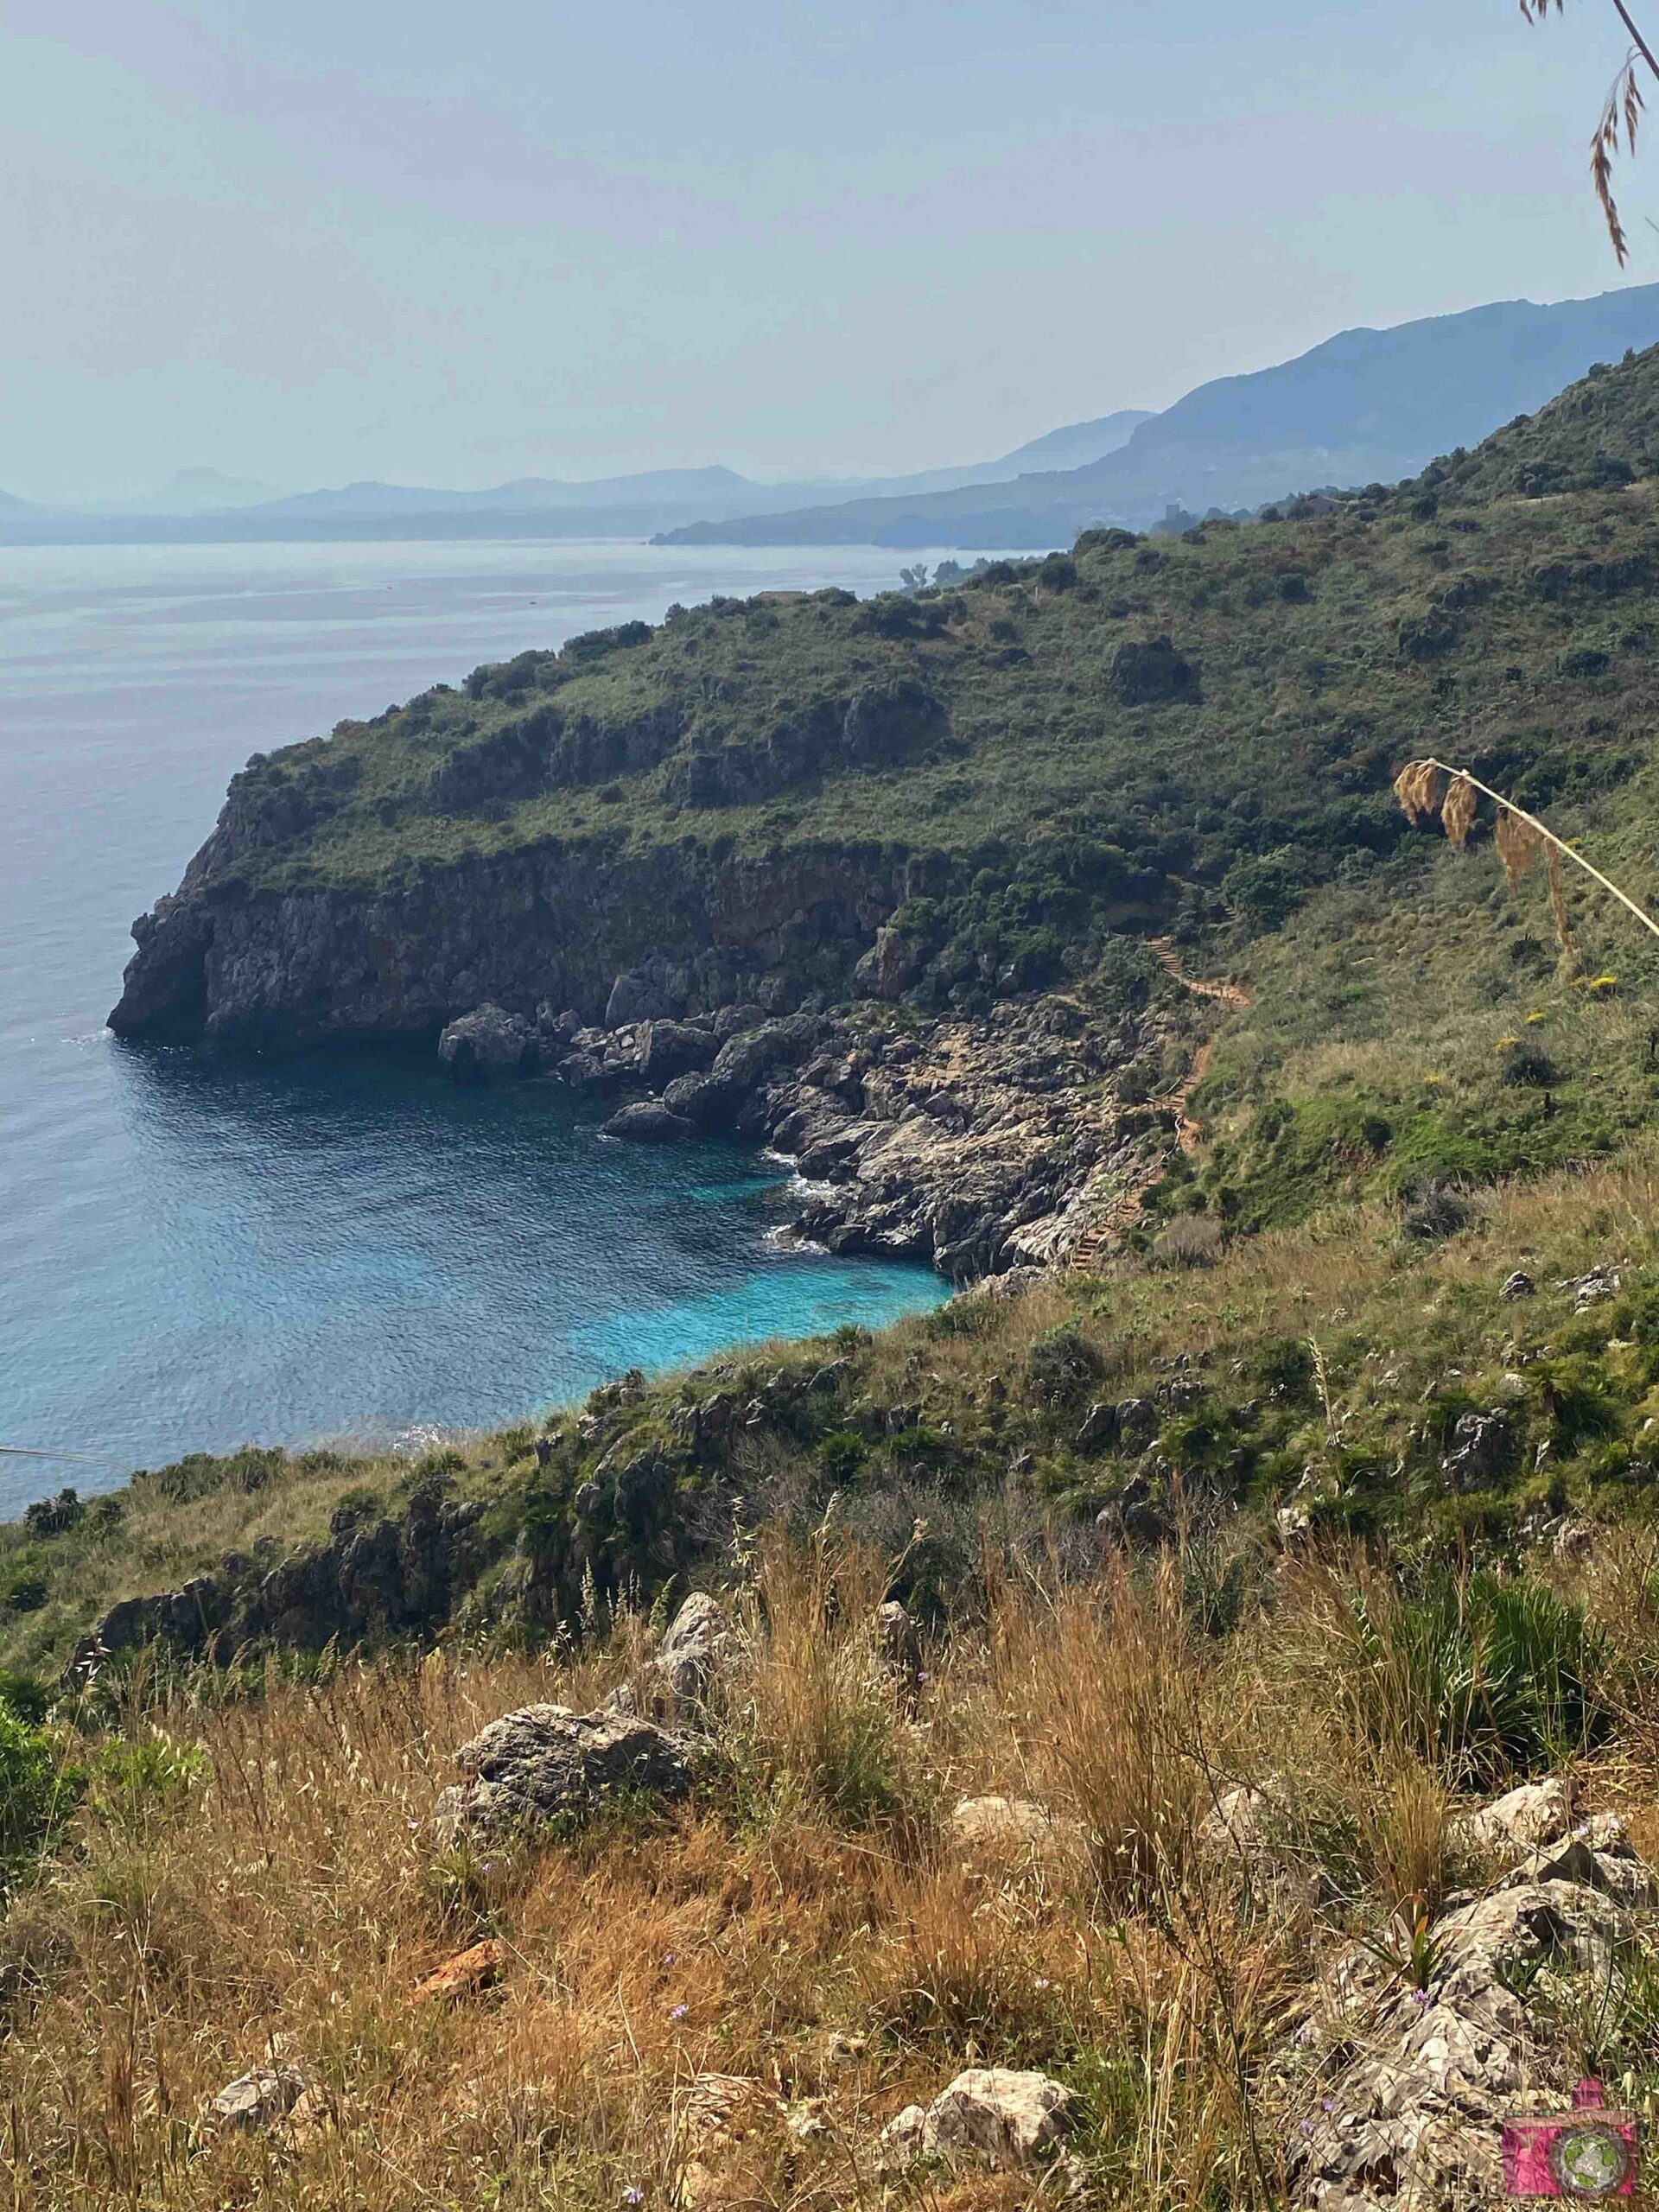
[438,985,1183,1283]
[105,750,1192,1282]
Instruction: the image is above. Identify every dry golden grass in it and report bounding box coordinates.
[0,1535,1345,2212]
[28,1518,1635,2209]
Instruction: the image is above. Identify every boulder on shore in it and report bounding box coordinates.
[601,1100,697,1143]
[437,1004,534,1079]
[638,1019,718,1084]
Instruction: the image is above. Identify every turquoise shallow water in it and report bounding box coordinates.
[0,540,951,1511]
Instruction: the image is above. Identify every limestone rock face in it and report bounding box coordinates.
[431,1705,694,1842]
[1440,1409,1510,1491]
[1288,1872,1632,2208]
[110,837,931,1046]
[1455,1777,1573,1858]
[853,925,924,1001]
[438,1003,534,1078]
[1198,1784,1271,1856]
[605,969,675,1027]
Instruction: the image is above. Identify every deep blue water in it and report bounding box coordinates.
[0,540,951,1511]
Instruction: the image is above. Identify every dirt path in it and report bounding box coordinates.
[1067,941,1250,1272]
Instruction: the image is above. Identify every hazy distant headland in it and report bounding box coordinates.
[0,418,1154,550]
[10,284,1659,553]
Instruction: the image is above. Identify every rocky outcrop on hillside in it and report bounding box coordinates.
[431,1705,696,1843]
[1284,1790,1656,2209]
[63,1475,497,1681]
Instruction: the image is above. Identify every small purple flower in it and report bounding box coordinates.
[661,1951,678,1967]
[1300,2120,1316,2137]
[1322,2098,1337,2113]
[1411,1987,1433,2009]
[669,2003,689,2020]
[623,2189,645,2206]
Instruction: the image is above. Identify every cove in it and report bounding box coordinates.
[0,539,957,1517]
[1,1041,945,1512]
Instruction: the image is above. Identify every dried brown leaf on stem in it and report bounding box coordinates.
[1519,0,1659,264]
[1392,754,1659,958]
[1391,759,1445,829]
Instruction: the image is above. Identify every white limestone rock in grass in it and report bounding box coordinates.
[1453,1777,1573,1859]
[431,1704,693,1843]
[880,2066,1076,2177]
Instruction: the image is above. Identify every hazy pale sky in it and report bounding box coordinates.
[0,0,1651,500]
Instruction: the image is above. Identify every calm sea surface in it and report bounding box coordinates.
[0,539,951,1511]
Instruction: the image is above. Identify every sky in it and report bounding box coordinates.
[0,0,1655,501]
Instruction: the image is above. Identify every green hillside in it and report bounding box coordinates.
[18,341,1659,2212]
[64,339,1659,1667]
[208,369,1659,948]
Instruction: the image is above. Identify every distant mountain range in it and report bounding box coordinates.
[0,414,1154,547]
[7,287,1659,550]
[658,285,1659,548]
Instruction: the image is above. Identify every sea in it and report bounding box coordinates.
[0,538,954,1514]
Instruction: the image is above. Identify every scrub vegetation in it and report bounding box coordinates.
[16,346,1659,2208]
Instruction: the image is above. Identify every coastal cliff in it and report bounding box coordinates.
[110,837,938,1046]
[106,347,1659,1292]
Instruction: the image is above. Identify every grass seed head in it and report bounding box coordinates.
[1440,774,1478,851]
[1392,759,1445,829]
[1494,807,1541,888]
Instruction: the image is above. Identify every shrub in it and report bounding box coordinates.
[88,1732,210,1832]
[412,1447,467,1481]
[1401,1179,1474,1243]
[0,1669,52,1725]
[0,1702,80,1896]
[1499,1039,1558,1088]
[1319,1569,1610,1783]
[816,1433,866,1484]
[22,1489,83,1539]
[1150,1213,1225,1268]
[1222,852,1308,927]
[1025,1324,1104,1406]
[2,1573,48,1617]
